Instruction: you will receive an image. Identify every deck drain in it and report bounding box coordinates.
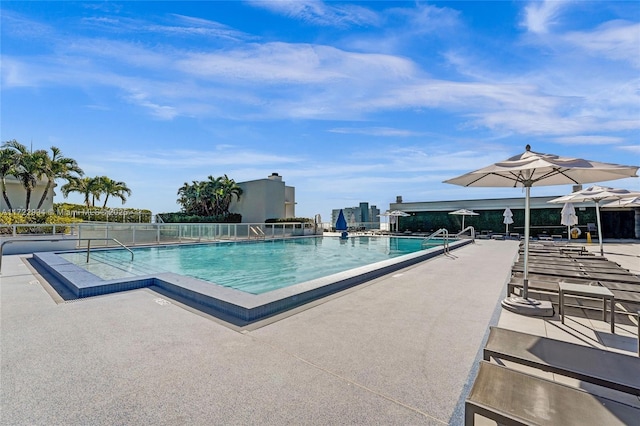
[154,298,171,306]
[392,273,404,278]
[29,280,40,285]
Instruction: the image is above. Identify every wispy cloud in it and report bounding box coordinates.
[563,21,640,68]
[328,127,421,137]
[522,0,569,34]
[247,0,380,27]
[553,135,624,145]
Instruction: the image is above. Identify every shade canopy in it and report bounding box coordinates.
[449,209,479,216]
[503,207,514,233]
[444,147,638,189]
[449,209,479,231]
[335,209,347,231]
[601,196,640,208]
[445,145,638,317]
[502,208,513,224]
[560,203,578,227]
[378,210,410,232]
[549,186,640,255]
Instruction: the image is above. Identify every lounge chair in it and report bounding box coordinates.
[483,327,640,395]
[465,361,640,425]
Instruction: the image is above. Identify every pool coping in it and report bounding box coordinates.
[31,238,473,326]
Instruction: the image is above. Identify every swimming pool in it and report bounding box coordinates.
[59,237,434,294]
[32,236,472,326]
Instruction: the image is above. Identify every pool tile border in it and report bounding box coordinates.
[32,239,472,325]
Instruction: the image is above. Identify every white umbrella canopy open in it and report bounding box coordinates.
[549,186,640,256]
[449,209,479,231]
[600,196,640,209]
[503,208,514,234]
[378,210,410,233]
[444,145,638,317]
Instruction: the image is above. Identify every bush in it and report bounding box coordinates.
[265,217,314,223]
[0,212,81,234]
[54,203,152,223]
[157,212,242,223]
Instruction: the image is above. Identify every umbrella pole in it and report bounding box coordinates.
[596,201,604,256]
[523,186,530,299]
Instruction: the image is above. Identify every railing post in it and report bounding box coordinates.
[132,225,136,246]
[86,239,91,263]
[156,224,160,244]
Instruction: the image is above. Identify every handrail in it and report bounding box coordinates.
[422,228,449,254]
[85,238,134,263]
[250,226,266,239]
[455,226,476,240]
[0,237,134,274]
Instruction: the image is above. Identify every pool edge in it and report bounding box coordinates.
[31,239,473,326]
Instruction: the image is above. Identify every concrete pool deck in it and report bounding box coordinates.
[1,239,639,425]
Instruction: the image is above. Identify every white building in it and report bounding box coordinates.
[229,173,295,223]
[0,176,54,212]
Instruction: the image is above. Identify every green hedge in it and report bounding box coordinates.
[265,217,314,223]
[398,207,635,239]
[54,203,152,223]
[0,212,80,234]
[157,212,242,223]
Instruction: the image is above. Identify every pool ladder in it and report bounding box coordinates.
[0,237,134,274]
[422,228,450,255]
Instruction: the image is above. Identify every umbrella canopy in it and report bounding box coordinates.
[378,210,410,232]
[335,209,348,231]
[549,186,640,255]
[449,209,479,231]
[503,208,514,234]
[444,145,638,316]
[560,203,578,226]
[560,203,578,241]
[601,196,640,209]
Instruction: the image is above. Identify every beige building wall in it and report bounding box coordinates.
[229,173,296,223]
[1,176,54,212]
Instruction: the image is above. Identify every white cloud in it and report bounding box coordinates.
[563,21,640,68]
[553,135,624,145]
[522,0,569,34]
[328,127,421,137]
[247,0,380,27]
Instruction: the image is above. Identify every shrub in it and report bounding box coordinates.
[156,212,242,223]
[0,212,81,234]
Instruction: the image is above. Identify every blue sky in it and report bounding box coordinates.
[2,1,639,220]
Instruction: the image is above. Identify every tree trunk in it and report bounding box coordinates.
[36,180,52,210]
[1,179,13,212]
[25,190,32,211]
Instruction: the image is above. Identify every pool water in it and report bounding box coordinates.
[60,236,442,294]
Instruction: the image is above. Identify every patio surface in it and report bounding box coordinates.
[1,239,638,425]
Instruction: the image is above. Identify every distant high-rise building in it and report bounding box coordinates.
[331,202,380,229]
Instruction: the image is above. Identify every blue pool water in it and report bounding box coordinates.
[60,236,442,295]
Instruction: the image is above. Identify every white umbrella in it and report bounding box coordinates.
[444,145,638,317]
[560,203,578,241]
[549,186,640,256]
[378,210,410,233]
[503,208,514,234]
[449,208,479,231]
[601,196,640,209]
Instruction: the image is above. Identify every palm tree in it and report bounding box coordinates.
[61,176,102,208]
[176,175,242,217]
[2,140,48,210]
[35,146,84,210]
[215,174,242,215]
[98,176,131,208]
[0,143,20,212]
